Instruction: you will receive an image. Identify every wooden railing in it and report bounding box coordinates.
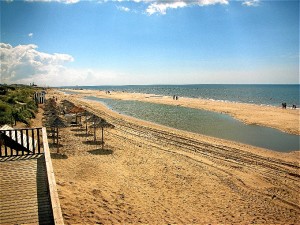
[42,127,64,225]
[0,127,43,157]
[0,127,64,224]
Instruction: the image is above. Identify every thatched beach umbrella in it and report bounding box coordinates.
[48,117,68,153]
[69,106,85,124]
[88,116,103,142]
[98,119,115,150]
[89,118,114,149]
[44,115,59,143]
[82,110,94,135]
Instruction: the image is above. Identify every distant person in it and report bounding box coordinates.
[173,95,175,100]
[282,102,287,109]
[292,104,297,109]
[176,96,179,100]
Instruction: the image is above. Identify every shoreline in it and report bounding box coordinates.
[61,88,300,135]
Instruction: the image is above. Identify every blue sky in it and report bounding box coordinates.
[1,0,299,86]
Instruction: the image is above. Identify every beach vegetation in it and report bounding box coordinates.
[0,85,39,126]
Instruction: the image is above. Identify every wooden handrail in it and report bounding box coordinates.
[42,127,64,225]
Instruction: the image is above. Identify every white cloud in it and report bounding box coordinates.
[145,0,229,15]
[117,5,130,12]
[97,0,229,15]
[24,0,80,4]
[28,33,33,37]
[146,1,187,15]
[8,0,230,14]
[0,42,127,86]
[242,0,260,7]
[0,43,74,84]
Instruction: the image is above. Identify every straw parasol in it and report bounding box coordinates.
[82,110,94,135]
[89,118,115,149]
[69,106,85,124]
[88,116,103,142]
[48,116,68,153]
[98,119,115,150]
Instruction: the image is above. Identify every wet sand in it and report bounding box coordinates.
[64,89,299,135]
[33,89,299,224]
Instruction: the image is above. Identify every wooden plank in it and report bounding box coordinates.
[26,129,29,152]
[21,130,24,156]
[15,130,19,156]
[42,127,64,225]
[37,128,41,154]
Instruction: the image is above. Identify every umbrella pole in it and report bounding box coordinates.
[85,113,88,136]
[102,127,104,150]
[52,128,55,145]
[57,127,59,153]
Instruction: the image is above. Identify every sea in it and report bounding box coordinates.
[62,84,300,107]
[60,84,300,151]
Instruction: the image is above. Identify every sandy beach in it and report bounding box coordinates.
[64,89,300,135]
[30,89,299,224]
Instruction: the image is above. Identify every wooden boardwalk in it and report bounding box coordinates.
[0,154,54,224]
[0,127,63,224]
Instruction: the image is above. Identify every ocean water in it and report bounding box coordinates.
[62,84,300,107]
[85,96,299,152]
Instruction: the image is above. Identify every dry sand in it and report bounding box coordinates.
[36,89,299,224]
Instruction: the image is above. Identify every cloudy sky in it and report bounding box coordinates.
[0,0,299,86]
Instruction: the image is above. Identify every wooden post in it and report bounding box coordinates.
[37,128,40,154]
[52,128,55,145]
[15,130,19,156]
[102,127,104,150]
[85,112,88,136]
[26,129,29,152]
[21,129,24,156]
[32,129,35,154]
[57,127,59,153]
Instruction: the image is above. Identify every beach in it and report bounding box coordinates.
[32,89,299,224]
[3,1,299,223]
[64,89,300,135]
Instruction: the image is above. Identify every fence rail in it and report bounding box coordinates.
[0,127,43,157]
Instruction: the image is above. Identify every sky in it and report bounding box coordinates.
[0,0,299,86]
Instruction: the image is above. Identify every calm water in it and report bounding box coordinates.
[86,96,299,152]
[62,84,300,107]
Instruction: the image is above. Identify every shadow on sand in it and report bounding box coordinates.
[82,140,104,145]
[70,128,86,132]
[50,153,68,159]
[48,143,64,148]
[74,133,94,137]
[88,148,113,155]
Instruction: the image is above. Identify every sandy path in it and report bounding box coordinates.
[64,89,299,135]
[44,90,300,224]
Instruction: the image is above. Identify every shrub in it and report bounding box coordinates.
[0,101,12,125]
